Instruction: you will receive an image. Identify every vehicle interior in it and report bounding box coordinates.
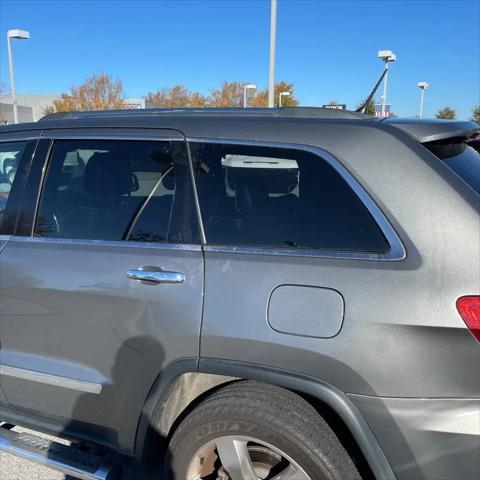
[194,142,389,252]
[34,140,176,243]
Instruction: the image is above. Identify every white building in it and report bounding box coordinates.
[123,98,146,109]
[0,94,60,122]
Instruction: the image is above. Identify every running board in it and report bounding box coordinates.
[0,425,119,480]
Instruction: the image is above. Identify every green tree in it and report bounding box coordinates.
[472,105,480,125]
[435,106,456,119]
[45,73,126,113]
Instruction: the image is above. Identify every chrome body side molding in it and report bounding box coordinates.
[0,365,103,394]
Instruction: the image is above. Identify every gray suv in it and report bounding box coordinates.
[0,108,479,480]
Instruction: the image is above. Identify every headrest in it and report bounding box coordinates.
[84,152,137,198]
[2,157,17,175]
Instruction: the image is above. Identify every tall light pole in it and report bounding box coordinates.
[268,0,277,108]
[378,49,396,117]
[417,81,429,118]
[243,84,257,108]
[7,29,30,124]
[279,91,290,107]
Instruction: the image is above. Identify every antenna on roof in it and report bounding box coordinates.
[356,68,388,114]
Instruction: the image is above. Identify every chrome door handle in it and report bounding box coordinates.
[126,269,185,284]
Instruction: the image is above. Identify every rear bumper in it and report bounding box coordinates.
[348,394,480,480]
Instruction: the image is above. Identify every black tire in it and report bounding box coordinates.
[165,380,361,480]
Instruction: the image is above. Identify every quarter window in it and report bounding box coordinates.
[191,143,389,252]
[34,139,195,243]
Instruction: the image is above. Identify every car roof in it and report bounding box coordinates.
[0,107,375,134]
[38,107,374,122]
[1,107,478,144]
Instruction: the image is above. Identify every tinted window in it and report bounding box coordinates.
[35,140,192,243]
[425,139,480,194]
[192,143,389,252]
[0,140,32,234]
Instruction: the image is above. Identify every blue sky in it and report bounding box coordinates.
[1,0,478,119]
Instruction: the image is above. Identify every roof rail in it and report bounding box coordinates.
[39,107,372,122]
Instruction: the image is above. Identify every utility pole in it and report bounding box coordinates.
[417,81,429,118]
[7,29,30,124]
[268,0,277,108]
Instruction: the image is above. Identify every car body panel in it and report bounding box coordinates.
[349,394,480,480]
[0,237,204,450]
[195,125,480,398]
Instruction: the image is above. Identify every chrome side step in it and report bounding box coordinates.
[0,425,119,480]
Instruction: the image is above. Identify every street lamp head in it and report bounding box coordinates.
[245,84,257,90]
[378,49,396,62]
[417,81,429,90]
[7,29,30,40]
[280,91,290,96]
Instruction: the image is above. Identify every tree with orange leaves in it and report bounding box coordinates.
[44,73,126,113]
[250,81,299,108]
[146,85,208,108]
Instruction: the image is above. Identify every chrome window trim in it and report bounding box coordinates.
[203,244,396,261]
[0,365,102,394]
[42,135,184,142]
[187,137,406,262]
[10,235,202,252]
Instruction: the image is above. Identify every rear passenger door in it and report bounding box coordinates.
[0,129,203,450]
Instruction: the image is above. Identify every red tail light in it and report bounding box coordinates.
[457,296,480,342]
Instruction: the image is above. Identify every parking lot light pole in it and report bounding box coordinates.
[7,29,30,124]
[378,50,396,117]
[417,81,429,118]
[268,0,277,108]
[279,91,290,107]
[243,84,257,108]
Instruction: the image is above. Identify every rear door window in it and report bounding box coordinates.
[191,142,389,253]
[34,139,198,243]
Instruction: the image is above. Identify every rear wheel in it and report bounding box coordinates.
[165,381,361,480]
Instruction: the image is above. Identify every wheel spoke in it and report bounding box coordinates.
[271,463,311,480]
[215,436,258,480]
